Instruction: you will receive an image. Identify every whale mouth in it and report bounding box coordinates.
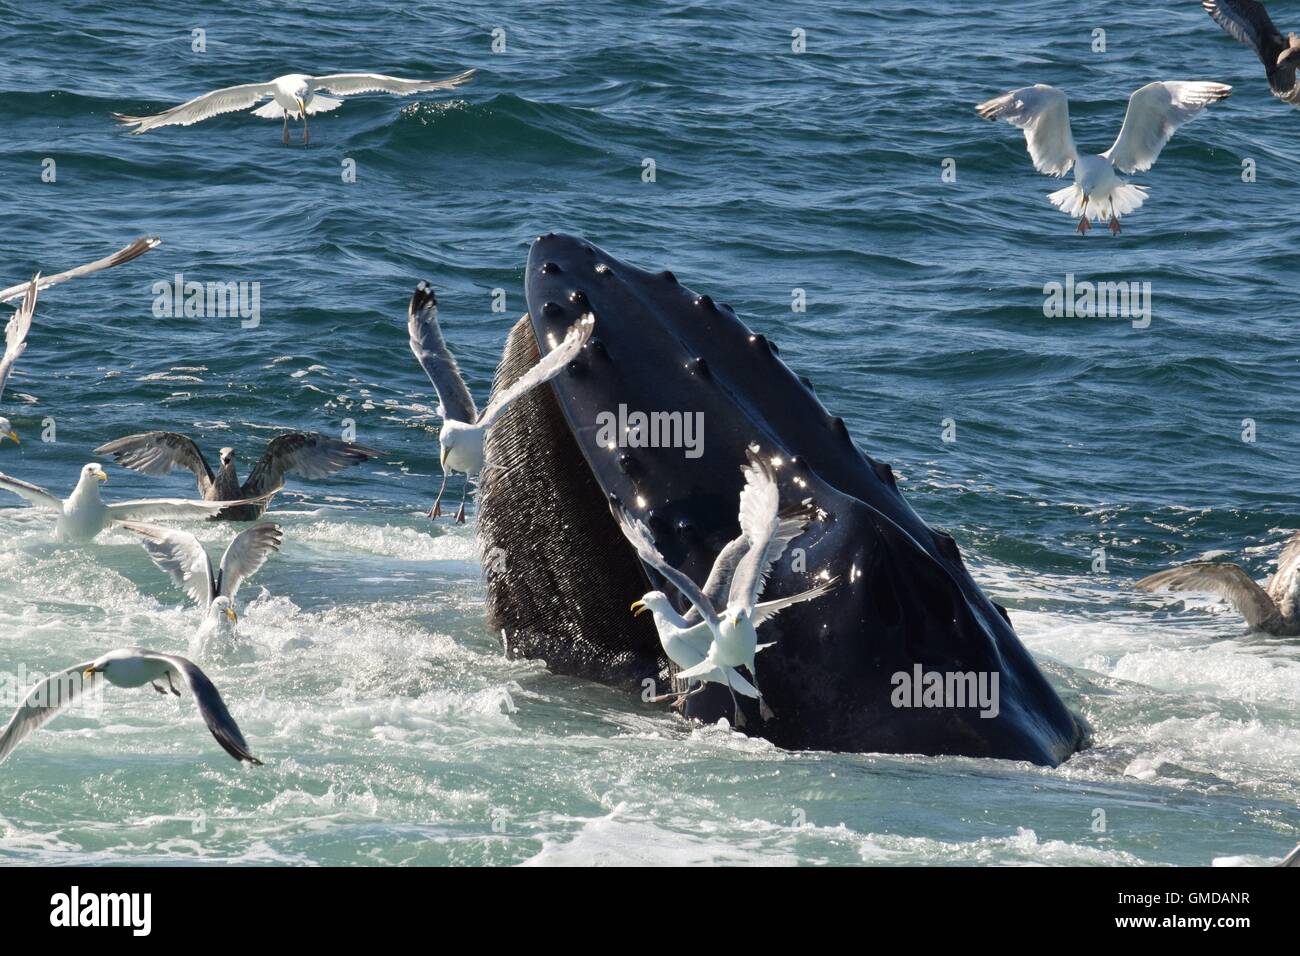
[477,232,1086,766]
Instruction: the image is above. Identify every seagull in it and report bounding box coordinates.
[976,81,1231,234]
[120,521,282,659]
[94,431,382,521]
[617,451,837,727]
[0,647,262,766]
[1136,531,1300,635]
[0,463,262,544]
[1203,0,1300,105]
[0,236,161,306]
[0,277,37,447]
[406,281,595,522]
[113,69,476,144]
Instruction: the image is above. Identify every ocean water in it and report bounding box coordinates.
[0,0,1297,866]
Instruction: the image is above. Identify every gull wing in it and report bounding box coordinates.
[216,523,282,600]
[1137,561,1280,631]
[751,576,839,627]
[241,432,382,499]
[0,277,37,401]
[614,508,720,627]
[0,237,160,305]
[0,471,63,511]
[148,652,262,764]
[727,453,815,613]
[0,662,98,764]
[683,533,750,625]
[476,314,594,429]
[118,521,216,608]
[1104,81,1231,174]
[114,82,279,133]
[311,69,476,97]
[407,281,478,424]
[106,496,255,523]
[94,431,216,496]
[975,84,1077,176]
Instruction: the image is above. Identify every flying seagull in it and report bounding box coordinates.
[0,236,161,306]
[617,451,836,727]
[0,463,262,544]
[0,647,262,766]
[94,431,382,521]
[406,281,595,522]
[114,69,476,144]
[121,521,282,659]
[1203,0,1300,105]
[976,81,1231,234]
[1136,531,1300,635]
[0,277,37,447]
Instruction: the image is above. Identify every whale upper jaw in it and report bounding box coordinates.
[477,232,1086,766]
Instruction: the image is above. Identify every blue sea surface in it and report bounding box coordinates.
[0,0,1296,865]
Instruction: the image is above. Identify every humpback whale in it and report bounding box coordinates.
[476,233,1087,767]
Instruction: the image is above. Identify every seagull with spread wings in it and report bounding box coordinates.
[0,463,263,544]
[0,647,262,766]
[1203,0,1300,106]
[0,278,37,448]
[94,431,382,521]
[121,521,283,659]
[114,69,475,144]
[1137,532,1300,636]
[617,451,836,727]
[406,281,594,522]
[976,81,1231,234]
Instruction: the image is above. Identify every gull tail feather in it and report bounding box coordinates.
[1048,183,1148,221]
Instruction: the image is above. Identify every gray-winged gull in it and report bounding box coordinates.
[94,431,382,521]
[976,81,1231,233]
[406,281,594,522]
[114,70,475,144]
[0,647,261,765]
[120,521,283,658]
[617,450,837,726]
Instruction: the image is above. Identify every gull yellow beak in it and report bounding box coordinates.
[82,666,98,677]
[226,607,238,623]
[4,430,17,445]
[630,599,648,617]
[96,469,108,482]
[297,98,307,118]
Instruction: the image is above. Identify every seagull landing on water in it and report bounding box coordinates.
[1137,531,1300,636]
[617,450,837,728]
[120,521,282,660]
[94,431,382,521]
[0,464,264,544]
[0,648,262,766]
[976,81,1231,234]
[1203,0,1300,106]
[0,277,37,447]
[406,281,595,522]
[113,69,475,144]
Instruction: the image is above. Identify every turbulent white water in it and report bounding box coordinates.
[0,504,1294,866]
